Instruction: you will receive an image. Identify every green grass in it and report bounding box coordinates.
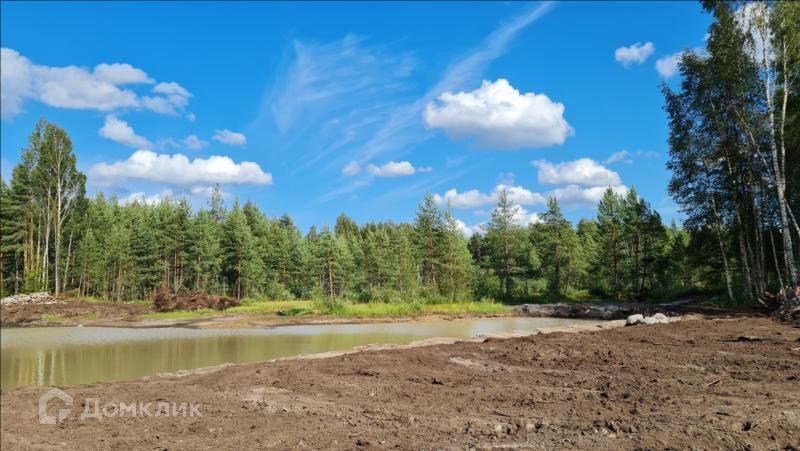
[314,300,507,318]
[138,298,507,320]
[139,308,218,320]
[41,313,64,322]
[227,299,313,314]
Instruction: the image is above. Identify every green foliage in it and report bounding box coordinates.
[0,111,760,308]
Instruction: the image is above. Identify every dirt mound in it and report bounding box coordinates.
[0,292,59,306]
[153,291,240,312]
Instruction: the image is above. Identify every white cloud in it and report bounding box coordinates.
[93,63,153,85]
[499,184,547,206]
[434,188,495,209]
[341,160,361,177]
[605,150,632,164]
[453,218,475,238]
[0,47,191,119]
[424,79,572,149]
[139,82,192,115]
[139,96,175,115]
[212,129,247,146]
[336,2,555,169]
[533,158,621,186]
[187,112,197,122]
[614,42,655,66]
[605,149,658,164]
[89,150,272,186]
[656,52,683,78]
[443,183,628,211]
[121,189,174,206]
[98,115,152,148]
[433,184,544,209]
[366,161,422,177]
[153,82,190,97]
[550,184,628,207]
[511,206,542,226]
[33,65,140,112]
[181,134,208,150]
[1,48,32,118]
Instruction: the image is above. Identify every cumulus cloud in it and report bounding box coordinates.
[1,48,33,118]
[434,188,496,209]
[614,42,655,66]
[89,150,272,186]
[341,160,361,177]
[433,184,544,209]
[550,184,628,207]
[532,158,621,186]
[212,129,247,146]
[0,47,191,119]
[656,52,683,78]
[452,218,475,238]
[139,82,192,115]
[98,115,152,148]
[436,157,629,212]
[181,134,208,150]
[365,161,428,177]
[423,79,573,149]
[93,63,154,85]
[511,206,542,226]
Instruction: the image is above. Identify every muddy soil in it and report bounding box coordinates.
[0,301,152,327]
[153,291,240,312]
[2,317,798,450]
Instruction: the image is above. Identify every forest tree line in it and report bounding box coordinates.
[664,1,799,305]
[0,120,720,303]
[1,1,798,307]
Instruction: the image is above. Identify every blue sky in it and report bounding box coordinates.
[1,1,711,234]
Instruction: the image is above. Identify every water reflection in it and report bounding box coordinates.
[1,317,592,390]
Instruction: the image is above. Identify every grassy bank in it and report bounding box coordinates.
[139,299,508,321]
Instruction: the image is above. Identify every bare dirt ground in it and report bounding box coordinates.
[0,301,152,327]
[2,316,798,450]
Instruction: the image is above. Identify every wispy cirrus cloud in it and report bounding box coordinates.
[257,34,416,176]
[266,2,556,204]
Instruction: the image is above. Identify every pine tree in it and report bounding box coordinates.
[414,194,444,294]
[441,205,474,301]
[486,189,519,299]
[539,197,575,296]
[596,188,623,298]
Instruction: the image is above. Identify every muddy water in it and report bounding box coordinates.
[1,317,594,390]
